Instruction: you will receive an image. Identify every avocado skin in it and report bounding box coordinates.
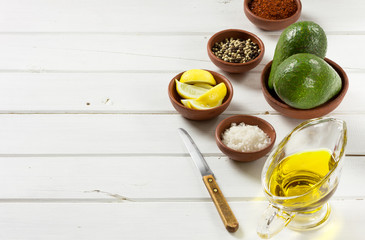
[268,21,327,90]
[273,53,342,109]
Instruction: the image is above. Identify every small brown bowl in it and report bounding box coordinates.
[244,0,302,31]
[207,29,264,73]
[215,115,276,162]
[168,70,233,121]
[261,59,349,119]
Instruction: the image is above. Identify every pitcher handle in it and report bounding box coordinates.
[257,204,295,239]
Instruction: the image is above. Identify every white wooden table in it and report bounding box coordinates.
[0,0,364,239]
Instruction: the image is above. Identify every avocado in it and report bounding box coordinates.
[273,53,342,109]
[268,21,327,90]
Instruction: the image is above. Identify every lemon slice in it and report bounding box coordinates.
[175,79,208,99]
[195,82,227,108]
[193,83,213,89]
[180,69,216,85]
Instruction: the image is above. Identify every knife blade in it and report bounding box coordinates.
[178,128,239,233]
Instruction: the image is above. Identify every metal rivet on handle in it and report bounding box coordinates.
[213,188,218,193]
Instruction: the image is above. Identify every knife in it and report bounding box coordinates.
[178,128,239,233]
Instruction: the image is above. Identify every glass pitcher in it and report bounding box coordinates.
[257,118,347,239]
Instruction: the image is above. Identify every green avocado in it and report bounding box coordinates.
[273,53,342,109]
[268,21,327,90]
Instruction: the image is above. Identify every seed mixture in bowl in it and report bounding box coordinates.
[212,38,261,63]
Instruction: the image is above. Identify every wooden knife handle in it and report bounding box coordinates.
[203,174,239,232]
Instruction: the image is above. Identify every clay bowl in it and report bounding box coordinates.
[244,0,302,31]
[215,115,276,162]
[207,29,264,73]
[261,59,349,119]
[168,70,233,121]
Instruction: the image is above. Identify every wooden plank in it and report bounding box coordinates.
[0,0,363,33]
[0,155,362,200]
[0,34,362,72]
[0,200,363,239]
[0,70,360,113]
[0,114,362,155]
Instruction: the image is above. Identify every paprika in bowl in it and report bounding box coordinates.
[244,0,302,31]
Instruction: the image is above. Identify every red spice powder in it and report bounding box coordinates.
[249,0,297,20]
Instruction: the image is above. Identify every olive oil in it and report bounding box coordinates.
[268,149,337,210]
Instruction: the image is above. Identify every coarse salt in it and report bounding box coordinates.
[221,122,271,152]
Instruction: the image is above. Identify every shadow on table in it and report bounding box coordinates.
[229,155,267,183]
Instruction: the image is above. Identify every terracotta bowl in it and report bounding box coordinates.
[215,115,276,162]
[261,58,349,119]
[168,70,233,121]
[207,29,264,73]
[244,0,302,31]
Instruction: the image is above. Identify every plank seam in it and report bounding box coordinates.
[0,111,364,115]
[0,153,363,158]
[0,31,364,35]
[0,196,361,203]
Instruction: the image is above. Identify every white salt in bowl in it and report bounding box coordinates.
[215,115,276,162]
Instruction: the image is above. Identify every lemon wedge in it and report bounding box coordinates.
[193,83,213,89]
[181,99,192,108]
[175,79,208,99]
[180,69,216,85]
[180,83,227,110]
[188,99,223,110]
[195,82,227,108]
